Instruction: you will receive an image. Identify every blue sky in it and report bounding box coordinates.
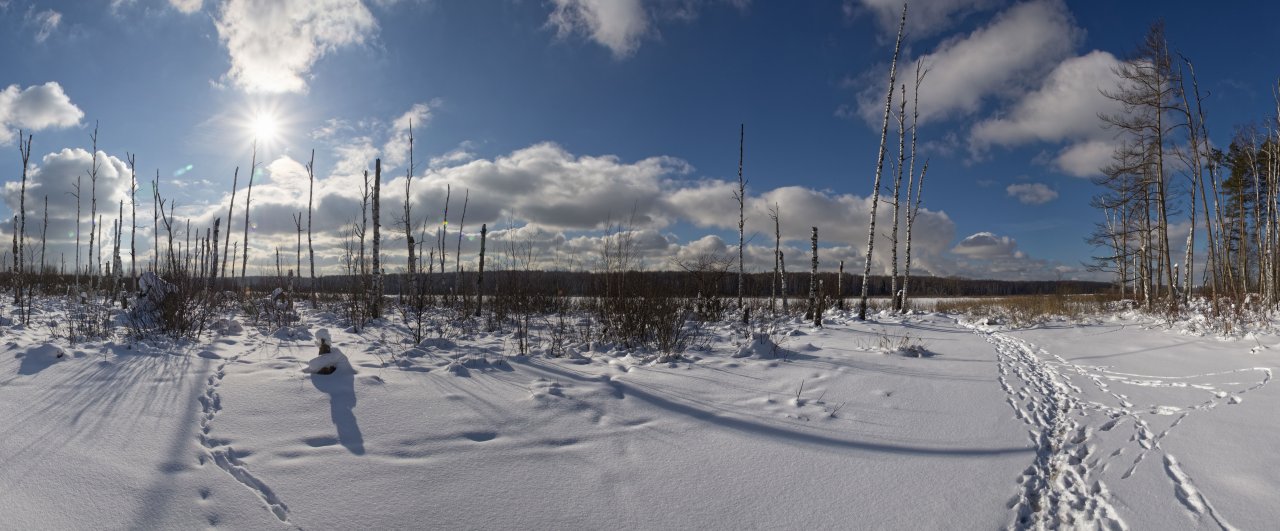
[1,0,1277,279]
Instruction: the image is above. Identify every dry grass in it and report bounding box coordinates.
[935,294,1116,326]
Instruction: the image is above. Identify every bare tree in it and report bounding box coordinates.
[17,131,31,278]
[241,140,259,281]
[222,167,238,280]
[1099,21,1179,311]
[372,158,382,317]
[768,202,781,314]
[859,2,907,321]
[87,123,100,287]
[806,226,820,326]
[901,160,929,312]
[128,153,137,286]
[734,123,746,312]
[306,151,316,302]
[15,131,31,306]
[402,123,416,301]
[889,83,907,310]
[293,212,303,290]
[899,60,928,313]
[71,174,82,289]
[40,195,48,278]
[454,188,469,295]
[475,223,487,317]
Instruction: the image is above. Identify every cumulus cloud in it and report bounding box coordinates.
[970,50,1122,154]
[1006,182,1057,204]
[1,148,139,271]
[951,232,1018,259]
[853,0,1078,125]
[948,231,1080,279]
[1053,139,1112,178]
[547,0,748,58]
[849,0,1003,39]
[0,82,85,145]
[214,0,377,93]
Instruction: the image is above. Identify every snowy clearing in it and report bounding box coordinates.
[1,304,1276,530]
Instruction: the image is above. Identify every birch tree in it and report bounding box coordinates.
[859,2,907,320]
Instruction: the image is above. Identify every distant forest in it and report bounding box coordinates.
[290,270,1111,299]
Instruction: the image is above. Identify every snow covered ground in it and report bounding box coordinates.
[1,301,1276,530]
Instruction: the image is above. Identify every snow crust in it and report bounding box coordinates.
[1,300,1277,529]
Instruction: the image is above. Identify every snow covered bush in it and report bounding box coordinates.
[126,271,221,339]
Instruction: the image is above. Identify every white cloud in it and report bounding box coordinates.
[28,8,61,43]
[850,0,1003,39]
[948,231,1075,279]
[952,232,1018,259]
[853,0,1078,125]
[214,0,377,93]
[547,0,748,58]
[1054,139,1112,178]
[1,148,139,271]
[1006,182,1057,204]
[970,50,1122,152]
[169,0,203,14]
[0,82,85,145]
[383,100,439,169]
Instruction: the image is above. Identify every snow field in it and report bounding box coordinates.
[0,301,1276,529]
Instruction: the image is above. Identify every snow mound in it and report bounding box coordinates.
[197,350,222,360]
[314,329,332,348]
[417,337,456,350]
[734,332,782,359]
[303,351,347,375]
[16,343,67,362]
[212,318,244,335]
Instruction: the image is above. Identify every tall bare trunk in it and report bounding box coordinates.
[241,141,258,281]
[222,167,238,280]
[858,2,907,321]
[736,123,746,311]
[372,159,382,317]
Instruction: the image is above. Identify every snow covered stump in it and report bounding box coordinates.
[305,329,339,375]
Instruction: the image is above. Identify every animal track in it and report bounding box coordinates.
[975,324,1270,530]
[197,342,290,523]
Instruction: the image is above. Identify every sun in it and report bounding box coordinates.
[251,112,279,142]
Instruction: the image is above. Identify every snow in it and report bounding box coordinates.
[1,298,1277,529]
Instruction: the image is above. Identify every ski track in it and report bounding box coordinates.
[197,339,291,524]
[976,323,1270,531]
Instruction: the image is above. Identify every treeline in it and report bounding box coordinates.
[217,270,1110,299]
[1088,21,1280,314]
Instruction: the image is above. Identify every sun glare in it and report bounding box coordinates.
[251,113,279,142]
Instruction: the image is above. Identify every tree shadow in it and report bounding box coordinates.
[310,348,365,455]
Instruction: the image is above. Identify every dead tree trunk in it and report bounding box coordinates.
[40,195,48,278]
[222,167,238,280]
[241,141,258,281]
[211,218,221,285]
[859,2,907,321]
[372,159,382,317]
[837,260,844,310]
[454,188,469,296]
[902,161,929,312]
[769,202,781,314]
[474,223,487,317]
[306,151,316,303]
[128,153,137,287]
[889,84,907,311]
[88,123,100,289]
[735,123,746,312]
[807,227,820,326]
